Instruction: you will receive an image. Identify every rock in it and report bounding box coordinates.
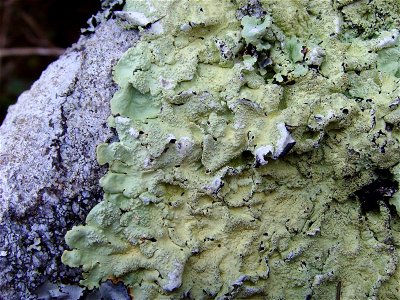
[3,0,400,299]
[0,11,138,299]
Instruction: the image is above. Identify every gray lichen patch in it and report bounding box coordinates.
[63,0,400,299]
[0,15,140,299]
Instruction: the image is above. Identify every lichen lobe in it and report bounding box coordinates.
[63,0,400,299]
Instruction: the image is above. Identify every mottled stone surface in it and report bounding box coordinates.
[0,15,138,299]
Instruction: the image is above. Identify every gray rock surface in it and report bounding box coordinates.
[0,14,138,299]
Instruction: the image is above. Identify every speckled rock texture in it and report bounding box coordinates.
[0,10,138,300]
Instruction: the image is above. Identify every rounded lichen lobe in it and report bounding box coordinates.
[62,0,400,299]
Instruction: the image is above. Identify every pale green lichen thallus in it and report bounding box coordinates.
[62,0,400,299]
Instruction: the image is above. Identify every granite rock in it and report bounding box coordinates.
[0,12,138,299]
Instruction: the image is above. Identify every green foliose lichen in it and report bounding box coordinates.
[63,0,400,299]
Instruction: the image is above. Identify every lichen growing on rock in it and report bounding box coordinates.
[62,0,400,299]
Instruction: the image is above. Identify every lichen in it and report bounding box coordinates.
[63,0,400,299]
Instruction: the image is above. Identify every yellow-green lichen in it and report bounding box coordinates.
[63,0,400,299]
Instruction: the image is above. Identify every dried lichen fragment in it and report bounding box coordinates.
[63,0,400,299]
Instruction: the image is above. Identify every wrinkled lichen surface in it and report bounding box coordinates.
[63,0,400,299]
